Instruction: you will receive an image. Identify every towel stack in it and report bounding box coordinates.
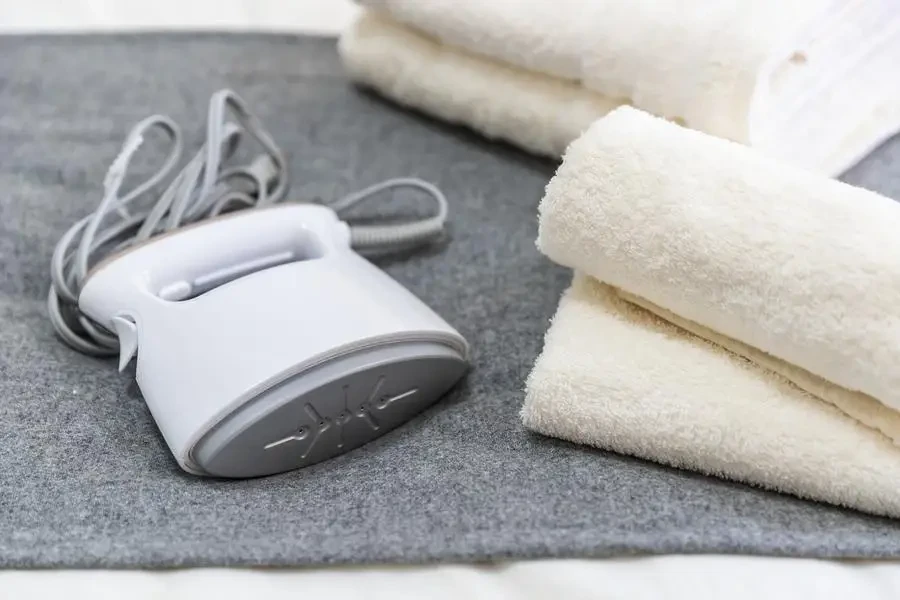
[341,0,900,175]
[523,107,900,518]
[339,1,900,517]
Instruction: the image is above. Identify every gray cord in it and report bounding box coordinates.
[330,177,448,252]
[48,89,449,357]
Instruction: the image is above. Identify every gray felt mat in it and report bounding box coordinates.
[2,33,900,568]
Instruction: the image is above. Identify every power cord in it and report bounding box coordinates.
[48,88,449,357]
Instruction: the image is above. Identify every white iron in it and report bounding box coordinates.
[77,203,469,478]
[49,90,468,478]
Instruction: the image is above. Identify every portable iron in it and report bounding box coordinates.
[48,90,469,478]
[77,203,468,477]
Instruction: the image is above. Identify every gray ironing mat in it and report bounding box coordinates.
[2,33,900,569]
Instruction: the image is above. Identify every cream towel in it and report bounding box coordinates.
[338,11,617,158]
[523,276,900,518]
[339,3,900,176]
[523,106,900,517]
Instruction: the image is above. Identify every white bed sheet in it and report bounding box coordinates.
[5,557,900,600]
[2,2,899,598]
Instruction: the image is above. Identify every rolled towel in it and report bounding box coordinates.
[340,2,900,176]
[524,106,900,517]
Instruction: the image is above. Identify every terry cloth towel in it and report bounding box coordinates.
[522,106,900,518]
[339,1,900,176]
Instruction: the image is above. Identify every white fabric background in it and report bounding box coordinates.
[0,0,360,33]
[1,1,899,598]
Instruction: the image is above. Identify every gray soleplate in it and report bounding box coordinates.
[191,341,467,478]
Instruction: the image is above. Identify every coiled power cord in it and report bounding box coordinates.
[48,89,449,357]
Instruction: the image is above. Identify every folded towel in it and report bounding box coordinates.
[340,3,900,175]
[523,275,900,518]
[338,11,617,158]
[523,106,900,517]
